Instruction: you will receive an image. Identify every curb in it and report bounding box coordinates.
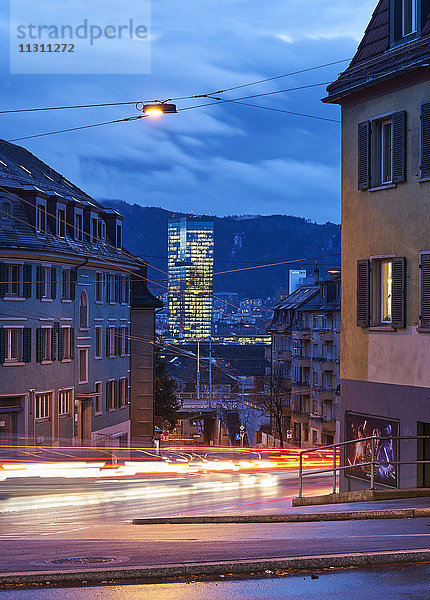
[0,549,429,589]
[132,507,430,525]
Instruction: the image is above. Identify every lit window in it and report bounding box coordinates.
[381,260,393,323]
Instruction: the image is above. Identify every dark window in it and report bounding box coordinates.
[79,291,89,329]
[420,252,430,328]
[358,112,406,189]
[57,208,66,238]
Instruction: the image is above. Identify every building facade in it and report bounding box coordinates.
[167,216,214,340]
[0,140,157,447]
[268,270,341,447]
[325,0,430,488]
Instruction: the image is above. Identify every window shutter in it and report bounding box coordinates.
[106,276,111,303]
[58,327,64,361]
[51,324,58,361]
[70,268,77,301]
[420,253,430,327]
[36,265,43,299]
[392,257,406,329]
[23,264,32,298]
[358,121,371,189]
[421,103,430,178]
[357,260,370,327]
[126,327,130,355]
[51,267,57,300]
[106,328,110,356]
[106,381,110,411]
[36,328,43,362]
[392,111,406,183]
[70,327,75,359]
[0,262,5,298]
[0,328,5,363]
[23,328,32,363]
[126,378,129,405]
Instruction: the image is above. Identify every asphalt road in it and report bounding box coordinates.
[0,518,429,573]
[1,564,430,599]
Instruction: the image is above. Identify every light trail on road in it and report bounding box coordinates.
[0,445,335,481]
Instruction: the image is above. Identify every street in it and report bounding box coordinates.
[1,564,430,599]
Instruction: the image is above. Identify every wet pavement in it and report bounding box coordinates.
[1,564,429,599]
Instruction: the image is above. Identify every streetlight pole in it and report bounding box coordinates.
[209,335,212,408]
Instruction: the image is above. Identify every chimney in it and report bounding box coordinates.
[313,262,319,284]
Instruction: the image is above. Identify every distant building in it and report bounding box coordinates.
[167,216,214,340]
[324,0,430,489]
[268,269,341,447]
[289,269,307,294]
[0,140,159,447]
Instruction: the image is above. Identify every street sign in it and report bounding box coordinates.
[163,430,169,437]
[235,434,240,441]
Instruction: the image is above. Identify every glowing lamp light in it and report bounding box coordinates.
[143,103,177,117]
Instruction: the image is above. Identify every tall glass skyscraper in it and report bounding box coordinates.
[168,216,214,340]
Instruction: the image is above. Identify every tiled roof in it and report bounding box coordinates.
[0,140,138,266]
[325,0,430,100]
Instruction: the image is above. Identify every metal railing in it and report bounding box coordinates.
[298,435,430,498]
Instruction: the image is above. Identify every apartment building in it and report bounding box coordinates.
[0,139,157,447]
[268,270,341,447]
[324,0,430,488]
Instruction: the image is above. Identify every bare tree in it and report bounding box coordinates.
[261,364,292,448]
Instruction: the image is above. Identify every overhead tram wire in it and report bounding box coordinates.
[0,190,339,344]
[0,58,351,116]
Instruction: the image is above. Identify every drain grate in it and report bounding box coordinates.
[50,557,115,565]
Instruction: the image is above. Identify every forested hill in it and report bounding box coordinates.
[103,200,340,299]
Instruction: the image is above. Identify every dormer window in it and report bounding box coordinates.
[57,205,66,239]
[402,0,417,36]
[392,0,419,43]
[91,217,98,244]
[98,219,106,242]
[116,224,122,249]
[74,209,83,241]
[1,200,12,221]
[36,201,46,236]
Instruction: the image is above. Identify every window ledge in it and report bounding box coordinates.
[3,361,25,367]
[368,184,396,192]
[61,359,72,363]
[3,297,25,302]
[417,327,430,333]
[79,380,89,385]
[94,356,103,360]
[120,405,127,410]
[79,327,89,332]
[41,298,53,302]
[61,299,72,303]
[368,326,397,332]
[417,176,430,183]
[41,360,53,365]
[59,414,70,419]
[94,411,103,416]
[35,418,50,423]
[107,408,116,413]
[95,300,103,305]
